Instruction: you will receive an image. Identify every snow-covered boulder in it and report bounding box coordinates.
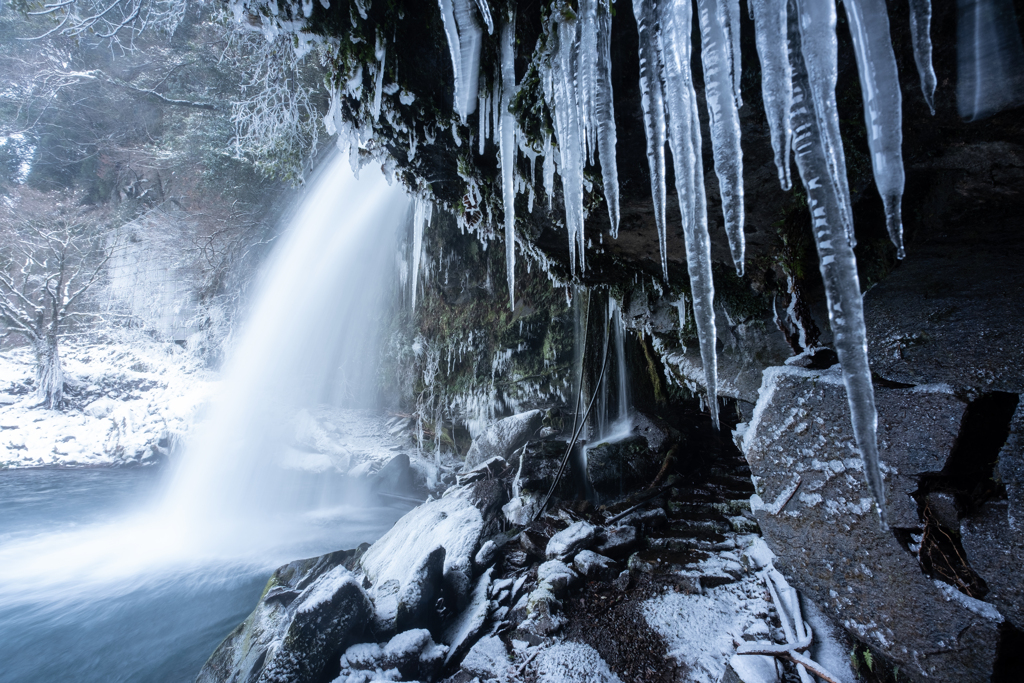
[196,549,370,683]
[573,550,615,580]
[337,629,448,681]
[545,521,596,560]
[463,409,544,471]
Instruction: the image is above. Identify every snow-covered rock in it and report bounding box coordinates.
[545,520,596,560]
[337,629,448,681]
[463,409,544,471]
[441,567,493,664]
[573,550,615,580]
[461,634,511,679]
[534,641,624,683]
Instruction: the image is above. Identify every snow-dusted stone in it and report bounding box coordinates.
[573,550,615,580]
[463,409,544,471]
[83,397,117,418]
[534,641,624,683]
[616,508,667,530]
[545,521,596,560]
[536,559,579,593]
[360,486,485,598]
[743,366,1000,681]
[197,550,369,683]
[461,634,511,679]
[442,567,493,664]
[961,501,1024,629]
[396,545,445,631]
[458,455,508,485]
[595,524,638,557]
[338,629,448,680]
[723,654,779,683]
[474,539,498,569]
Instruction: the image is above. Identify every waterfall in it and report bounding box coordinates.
[159,153,410,540]
[596,297,633,443]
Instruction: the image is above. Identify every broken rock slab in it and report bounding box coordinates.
[463,410,544,471]
[741,366,1001,682]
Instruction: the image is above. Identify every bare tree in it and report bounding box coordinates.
[0,188,116,408]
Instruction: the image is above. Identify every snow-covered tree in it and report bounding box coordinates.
[0,188,117,408]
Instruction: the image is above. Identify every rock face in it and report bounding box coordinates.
[585,436,661,499]
[196,550,371,683]
[961,501,1024,630]
[740,366,1003,682]
[463,410,544,471]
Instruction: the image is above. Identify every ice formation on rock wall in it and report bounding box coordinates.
[499,17,518,308]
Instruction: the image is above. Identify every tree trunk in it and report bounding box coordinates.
[35,334,63,410]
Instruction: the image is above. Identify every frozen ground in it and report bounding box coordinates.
[0,340,217,469]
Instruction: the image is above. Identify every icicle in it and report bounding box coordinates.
[697,0,746,276]
[580,0,599,167]
[908,0,937,115]
[542,132,556,209]
[452,0,483,122]
[500,16,518,308]
[788,6,886,527]
[475,0,494,35]
[595,0,621,238]
[843,0,906,259]
[371,35,386,122]
[659,0,720,430]
[437,0,463,116]
[632,0,669,280]
[411,197,433,309]
[956,0,1024,121]
[548,14,587,274]
[793,0,855,248]
[749,0,793,190]
[721,0,743,107]
[478,91,488,155]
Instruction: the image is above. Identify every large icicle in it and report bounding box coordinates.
[450,0,483,122]
[788,8,886,526]
[697,0,746,276]
[907,0,936,114]
[632,0,669,280]
[793,0,855,248]
[721,0,743,107]
[437,0,464,119]
[474,0,494,35]
[411,197,433,310]
[500,16,518,308]
[659,0,720,430]
[594,0,621,237]
[843,0,906,259]
[749,0,793,190]
[547,15,587,274]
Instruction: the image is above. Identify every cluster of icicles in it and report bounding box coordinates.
[433,0,946,526]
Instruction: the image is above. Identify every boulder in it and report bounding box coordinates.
[396,545,445,632]
[463,410,544,471]
[585,436,661,499]
[998,401,1024,534]
[196,550,368,683]
[442,567,493,664]
[742,366,1001,682]
[595,524,638,557]
[372,452,415,497]
[461,634,511,679]
[545,521,596,560]
[961,501,1024,629]
[573,550,616,580]
[338,629,448,681]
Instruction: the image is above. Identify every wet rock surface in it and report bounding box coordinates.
[463,410,544,471]
[741,366,1006,682]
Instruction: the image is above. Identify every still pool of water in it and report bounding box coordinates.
[0,468,404,683]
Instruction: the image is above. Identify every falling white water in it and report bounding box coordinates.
[0,154,410,599]
[161,153,410,536]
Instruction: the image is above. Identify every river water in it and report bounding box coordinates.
[0,468,404,683]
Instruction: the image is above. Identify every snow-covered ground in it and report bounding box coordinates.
[0,340,217,469]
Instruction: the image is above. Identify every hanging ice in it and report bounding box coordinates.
[593,0,621,237]
[544,13,588,274]
[956,0,1024,121]
[696,0,746,276]
[843,0,906,259]
[632,0,669,280]
[659,0,720,430]
[438,0,483,122]
[793,0,856,248]
[475,0,494,35]
[749,0,793,190]
[371,35,386,122]
[721,0,743,107]
[788,9,887,526]
[500,16,518,308]
[411,196,432,309]
[907,0,937,114]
